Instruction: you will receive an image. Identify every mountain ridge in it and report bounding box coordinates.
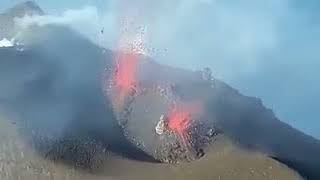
[0,1,44,40]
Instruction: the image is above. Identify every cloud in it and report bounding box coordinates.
[15,7,99,27]
[14,5,118,48]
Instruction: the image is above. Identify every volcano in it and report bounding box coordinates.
[0,1,319,180]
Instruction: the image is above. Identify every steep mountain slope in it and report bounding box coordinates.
[0,1,319,180]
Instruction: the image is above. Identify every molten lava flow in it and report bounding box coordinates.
[111,17,147,104]
[168,109,191,135]
[167,103,203,150]
[168,107,192,151]
[114,52,139,95]
[168,102,203,133]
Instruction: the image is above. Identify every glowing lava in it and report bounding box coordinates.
[114,52,139,95]
[168,102,203,133]
[168,107,193,152]
[167,103,203,150]
[112,18,147,103]
[168,109,191,135]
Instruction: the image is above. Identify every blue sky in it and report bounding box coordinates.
[1,0,320,139]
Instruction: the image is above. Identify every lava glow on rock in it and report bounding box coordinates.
[168,103,203,132]
[168,108,192,135]
[114,52,139,96]
[167,103,203,148]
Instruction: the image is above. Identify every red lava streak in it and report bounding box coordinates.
[168,107,193,150]
[114,52,140,96]
[167,103,203,149]
[168,109,191,135]
[168,103,203,133]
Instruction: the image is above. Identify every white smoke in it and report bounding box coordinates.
[13,0,287,80]
[0,38,14,47]
[14,5,118,49]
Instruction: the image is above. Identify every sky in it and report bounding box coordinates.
[0,0,106,12]
[1,0,320,139]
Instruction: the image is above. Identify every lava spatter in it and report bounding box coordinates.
[167,103,203,154]
[114,52,140,97]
